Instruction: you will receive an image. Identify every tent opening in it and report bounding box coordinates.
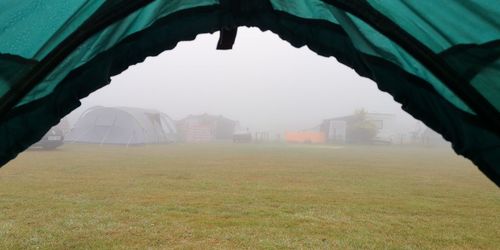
[0,1,499,185]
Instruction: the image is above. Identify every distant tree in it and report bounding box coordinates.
[346,109,378,144]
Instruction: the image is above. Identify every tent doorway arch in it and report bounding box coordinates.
[0,1,499,185]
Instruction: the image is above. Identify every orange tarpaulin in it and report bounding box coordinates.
[285,132,326,144]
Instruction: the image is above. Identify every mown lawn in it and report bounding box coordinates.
[0,144,498,249]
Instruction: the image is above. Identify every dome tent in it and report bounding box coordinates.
[66,106,177,145]
[0,1,499,185]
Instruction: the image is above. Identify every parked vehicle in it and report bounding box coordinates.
[31,127,64,149]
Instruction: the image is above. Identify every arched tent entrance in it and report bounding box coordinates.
[0,1,499,185]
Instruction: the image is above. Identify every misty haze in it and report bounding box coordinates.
[66,28,417,136]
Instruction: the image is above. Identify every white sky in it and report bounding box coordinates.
[68,28,417,133]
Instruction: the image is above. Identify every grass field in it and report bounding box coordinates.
[0,144,498,249]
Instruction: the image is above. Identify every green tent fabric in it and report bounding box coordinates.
[0,0,499,185]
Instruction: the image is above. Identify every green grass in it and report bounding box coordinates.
[0,144,498,249]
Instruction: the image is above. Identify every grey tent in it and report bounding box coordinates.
[66,106,177,145]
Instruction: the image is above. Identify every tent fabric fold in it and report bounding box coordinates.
[0,0,499,185]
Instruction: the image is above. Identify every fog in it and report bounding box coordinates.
[67,27,418,134]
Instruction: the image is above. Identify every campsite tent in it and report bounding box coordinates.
[0,1,499,185]
[65,106,177,145]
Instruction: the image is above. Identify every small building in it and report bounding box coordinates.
[321,113,397,144]
[176,114,238,143]
[65,106,177,145]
